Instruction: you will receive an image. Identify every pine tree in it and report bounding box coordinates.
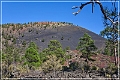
[28,41,38,51]
[100,7,119,65]
[41,40,66,64]
[25,42,41,69]
[72,0,119,66]
[2,45,21,78]
[76,33,97,65]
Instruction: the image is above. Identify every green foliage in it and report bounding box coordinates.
[69,62,79,71]
[66,46,70,50]
[91,66,97,70]
[22,40,26,47]
[13,48,21,63]
[12,38,16,44]
[41,40,66,64]
[2,53,7,62]
[48,40,62,49]
[25,47,41,69]
[105,63,117,75]
[100,7,119,56]
[104,41,113,56]
[65,55,71,59]
[76,33,97,64]
[2,45,21,66]
[28,42,38,50]
[24,42,41,69]
[3,45,14,65]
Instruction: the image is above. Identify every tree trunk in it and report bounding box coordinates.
[114,47,117,66]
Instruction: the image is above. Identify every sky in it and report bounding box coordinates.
[0,0,119,34]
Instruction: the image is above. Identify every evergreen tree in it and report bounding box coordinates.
[4,45,15,66]
[25,42,41,69]
[2,45,21,78]
[100,7,119,65]
[28,41,38,51]
[41,40,66,64]
[76,33,97,65]
[72,0,119,66]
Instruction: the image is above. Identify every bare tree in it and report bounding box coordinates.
[72,0,119,65]
[100,7,119,65]
[72,0,119,27]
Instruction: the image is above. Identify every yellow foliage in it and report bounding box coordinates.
[42,55,62,73]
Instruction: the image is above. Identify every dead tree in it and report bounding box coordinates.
[72,0,119,66]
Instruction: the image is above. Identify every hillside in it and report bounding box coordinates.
[2,22,120,79]
[2,21,106,50]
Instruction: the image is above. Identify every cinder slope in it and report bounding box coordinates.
[17,25,106,50]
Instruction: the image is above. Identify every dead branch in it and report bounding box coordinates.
[72,0,119,26]
[72,2,93,15]
[72,0,119,66]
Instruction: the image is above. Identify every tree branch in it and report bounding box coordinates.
[94,0,117,25]
[72,2,93,16]
[72,0,119,26]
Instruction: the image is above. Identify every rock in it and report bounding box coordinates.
[86,74,90,78]
[112,74,117,78]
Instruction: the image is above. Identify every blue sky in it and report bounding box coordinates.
[0,0,119,34]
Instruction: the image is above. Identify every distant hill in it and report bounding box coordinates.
[2,22,106,50]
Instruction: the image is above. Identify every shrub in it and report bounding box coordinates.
[62,66,69,71]
[7,35,11,40]
[61,36,64,40]
[83,64,90,72]
[22,34,24,37]
[36,31,38,34]
[105,63,118,76]
[12,38,16,44]
[22,41,26,47]
[10,30,12,33]
[41,39,45,42]
[69,62,79,71]
[12,26,15,31]
[42,55,62,73]
[66,46,70,50]
[91,66,97,70]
